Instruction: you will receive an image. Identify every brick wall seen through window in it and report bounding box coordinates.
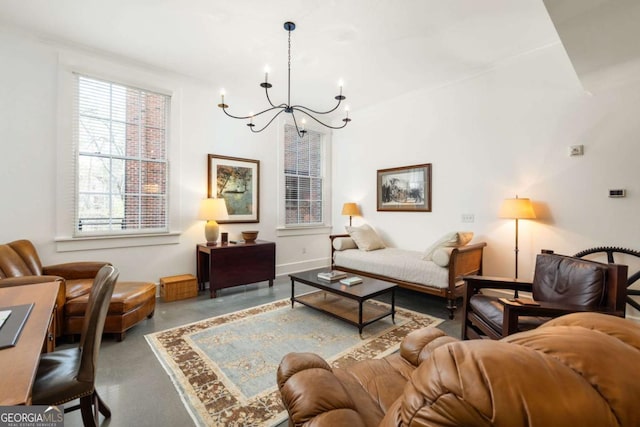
[75,75,169,234]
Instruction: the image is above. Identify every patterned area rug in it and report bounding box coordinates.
[145,297,443,427]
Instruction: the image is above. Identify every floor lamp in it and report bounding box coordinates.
[500,196,536,297]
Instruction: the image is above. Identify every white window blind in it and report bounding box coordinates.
[284,124,323,225]
[74,74,170,235]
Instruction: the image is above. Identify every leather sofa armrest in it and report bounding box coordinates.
[400,327,459,366]
[277,352,366,427]
[43,261,111,280]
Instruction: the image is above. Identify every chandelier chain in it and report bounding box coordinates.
[288,28,292,108]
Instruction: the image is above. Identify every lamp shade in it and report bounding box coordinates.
[499,197,535,219]
[198,198,229,221]
[341,202,360,216]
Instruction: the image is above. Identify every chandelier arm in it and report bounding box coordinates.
[291,99,343,115]
[221,105,285,120]
[263,85,279,108]
[250,109,287,133]
[252,106,287,118]
[220,107,254,120]
[290,112,306,138]
[294,108,350,130]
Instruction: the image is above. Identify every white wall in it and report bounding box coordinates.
[2,28,639,309]
[332,42,640,285]
[0,29,328,282]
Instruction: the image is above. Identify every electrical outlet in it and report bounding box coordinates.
[569,145,584,156]
[461,214,475,223]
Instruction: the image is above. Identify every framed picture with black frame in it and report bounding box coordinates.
[376,163,431,212]
[208,154,260,223]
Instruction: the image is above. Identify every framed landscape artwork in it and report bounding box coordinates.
[377,163,432,212]
[208,154,260,223]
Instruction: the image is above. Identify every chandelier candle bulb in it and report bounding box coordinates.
[218,89,227,108]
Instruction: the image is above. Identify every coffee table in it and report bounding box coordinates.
[289,268,397,335]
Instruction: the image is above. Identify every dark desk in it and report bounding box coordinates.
[196,240,276,298]
[0,281,58,405]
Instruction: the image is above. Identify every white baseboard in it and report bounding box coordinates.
[276,257,330,277]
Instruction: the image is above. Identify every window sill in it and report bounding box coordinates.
[54,232,181,252]
[276,226,332,237]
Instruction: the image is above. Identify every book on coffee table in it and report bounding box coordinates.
[317,270,347,281]
[339,276,363,286]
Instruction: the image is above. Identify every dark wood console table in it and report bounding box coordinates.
[196,240,276,298]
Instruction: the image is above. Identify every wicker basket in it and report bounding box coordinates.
[160,274,198,302]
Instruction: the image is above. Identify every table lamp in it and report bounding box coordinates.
[499,195,536,286]
[198,198,229,245]
[341,202,360,227]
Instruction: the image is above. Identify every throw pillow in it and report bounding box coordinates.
[422,231,473,261]
[332,237,358,251]
[345,224,386,251]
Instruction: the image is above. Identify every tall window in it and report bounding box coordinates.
[284,124,324,225]
[74,75,169,235]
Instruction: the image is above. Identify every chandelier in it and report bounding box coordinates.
[218,21,351,137]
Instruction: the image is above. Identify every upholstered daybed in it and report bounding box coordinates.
[330,227,486,319]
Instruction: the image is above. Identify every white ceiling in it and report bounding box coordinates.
[543,0,640,92]
[0,0,561,113]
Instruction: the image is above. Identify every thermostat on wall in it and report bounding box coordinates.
[609,189,626,198]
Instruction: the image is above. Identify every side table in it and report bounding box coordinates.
[196,240,276,298]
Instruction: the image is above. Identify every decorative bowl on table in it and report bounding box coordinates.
[241,231,259,243]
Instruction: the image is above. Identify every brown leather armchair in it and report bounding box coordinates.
[0,239,110,336]
[461,252,628,340]
[277,312,640,426]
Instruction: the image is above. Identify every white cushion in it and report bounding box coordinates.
[422,231,473,260]
[333,237,358,251]
[345,224,386,251]
[432,247,455,267]
[333,247,450,289]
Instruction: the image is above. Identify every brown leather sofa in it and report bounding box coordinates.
[0,239,110,337]
[278,312,640,426]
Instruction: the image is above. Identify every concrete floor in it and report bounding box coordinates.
[60,276,463,427]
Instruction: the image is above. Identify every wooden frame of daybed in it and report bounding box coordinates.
[330,234,486,319]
